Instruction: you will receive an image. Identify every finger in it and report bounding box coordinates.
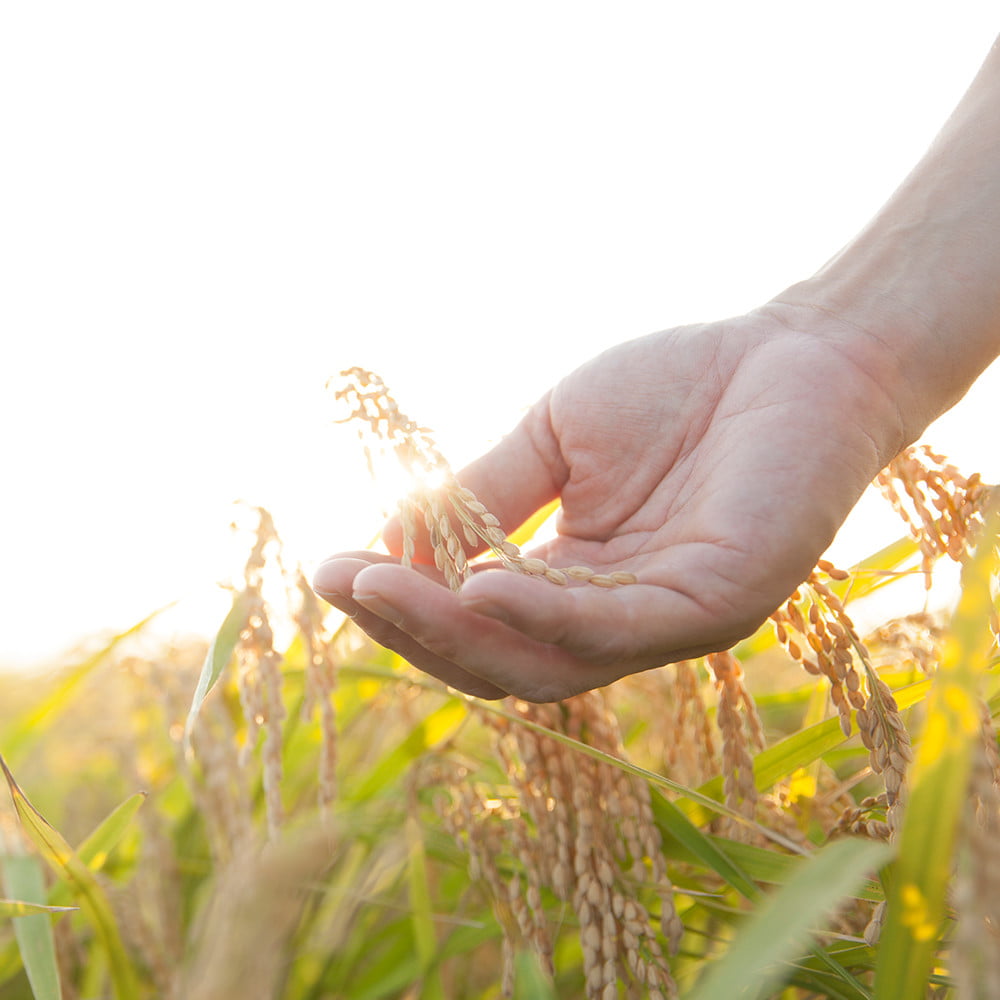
[350,562,621,702]
[457,568,753,668]
[312,556,508,699]
[382,397,566,562]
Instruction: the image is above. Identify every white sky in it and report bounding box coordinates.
[3,3,1000,668]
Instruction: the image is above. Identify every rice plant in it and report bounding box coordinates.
[0,371,997,999]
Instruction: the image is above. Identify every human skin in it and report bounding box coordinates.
[313,34,1000,702]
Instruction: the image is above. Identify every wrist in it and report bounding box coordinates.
[767,276,934,449]
[757,285,919,467]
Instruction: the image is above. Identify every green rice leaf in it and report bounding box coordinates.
[687,837,892,1000]
[47,793,147,909]
[75,792,147,869]
[874,509,1000,998]
[184,588,251,755]
[1,757,142,999]
[650,794,760,901]
[0,855,66,1000]
[0,898,75,918]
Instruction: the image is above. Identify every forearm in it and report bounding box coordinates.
[774,33,1000,445]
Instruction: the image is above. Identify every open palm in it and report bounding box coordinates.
[314,304,904,701]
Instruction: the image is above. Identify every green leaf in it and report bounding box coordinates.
[687,838,892,1000]
[1,757,142,999]
[0,898,75,918]
[0,854,65,1000]
[184,588,251,754]
[650,794,760,902]
[47,793,147,909]
[75,793,147,869]
[875,509,1000,998]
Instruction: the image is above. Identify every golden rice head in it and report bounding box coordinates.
[855,675,912,825]
[224,506,289,840]
[856,674,913,946]
[770,561,866,738]
[332,366,450,482]
[653,660,719,788]
[706,650,763,842]
[646,660,717,790]
[867,611,947,675]
[830,794,893,843]
[234,585,286,840]
[335,369,639,591]
[875,444,990,589]
[439,694,680,999]
[430,761,552,992]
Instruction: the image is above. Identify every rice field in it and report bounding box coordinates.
[0,377,997,999]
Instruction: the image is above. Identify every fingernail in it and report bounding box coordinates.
[353,591,403,626]
[312,561,344,597]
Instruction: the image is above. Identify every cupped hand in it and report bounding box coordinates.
[313,302,906,701]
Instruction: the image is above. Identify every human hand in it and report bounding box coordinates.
[313,303,907,701]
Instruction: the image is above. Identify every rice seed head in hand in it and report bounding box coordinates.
[332,368,638,592]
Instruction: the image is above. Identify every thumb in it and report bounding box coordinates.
[382,396,567,562]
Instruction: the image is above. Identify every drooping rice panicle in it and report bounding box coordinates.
[707,650,763,842]
[876,444,990,588]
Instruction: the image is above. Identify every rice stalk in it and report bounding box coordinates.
[292,570,340,818]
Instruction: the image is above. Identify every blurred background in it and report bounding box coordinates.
[3,2,1000,669]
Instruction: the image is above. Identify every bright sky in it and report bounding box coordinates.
[3,3,1000,668]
